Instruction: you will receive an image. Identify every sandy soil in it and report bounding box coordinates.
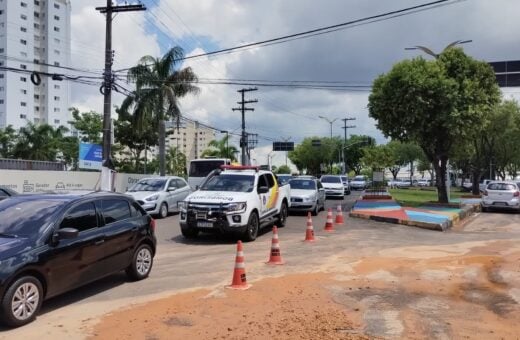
[89,240,520,340]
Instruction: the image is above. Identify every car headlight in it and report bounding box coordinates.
[145,194,159,201]
[177,201,187,211]
[227,202,247,213]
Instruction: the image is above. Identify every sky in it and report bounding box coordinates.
[69,0,520,169]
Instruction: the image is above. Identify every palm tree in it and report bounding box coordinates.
[0,125,16,158]
[165,147,187,176]
[201,135,238,161]
[12,122,68,161]
[121,47,199,176]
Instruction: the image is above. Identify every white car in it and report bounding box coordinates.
[417,179,432,187]
[126,176,192,218]
[320,175,344,199]
[289,177,326,216]
[481,181,520,212]
[350,175,368,190]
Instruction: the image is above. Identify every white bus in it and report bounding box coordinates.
[188,158,231,189]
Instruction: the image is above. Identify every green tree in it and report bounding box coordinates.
[122,47,199,176]
[0,125,16,158]
[12,122,68,161]
[492,100,520,180]
[275,165,291,174]
[289,137,337,176]
[344,135,376,174]
[201,135,238,161]
[165,147,187,176]
[369,48,500,202]
[68,107,102,144]
[361,144,395,171]
[58,136,79,169]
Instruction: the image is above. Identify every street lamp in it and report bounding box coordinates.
[405,39,472,58]
[318,116,339,139]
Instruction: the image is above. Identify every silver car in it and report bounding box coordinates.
[289,178,326,215]
[126,176,192,218]
[481,181,520,212]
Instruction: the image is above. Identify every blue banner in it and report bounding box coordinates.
[79,143,102,170]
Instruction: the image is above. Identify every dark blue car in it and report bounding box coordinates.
[0,191,156,327]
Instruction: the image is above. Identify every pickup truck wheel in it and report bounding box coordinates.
[243,212,259,242]
[276,201,288,227]
[181,227,199,239]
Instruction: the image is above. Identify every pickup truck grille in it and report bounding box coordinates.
[188,203,230,213]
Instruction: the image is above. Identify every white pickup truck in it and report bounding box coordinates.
[178,166,291,241]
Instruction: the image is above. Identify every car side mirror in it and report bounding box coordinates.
[53,228,79,244]
[258,186,269,194]
[195,185,200,190]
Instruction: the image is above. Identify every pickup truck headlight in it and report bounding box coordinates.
[177,201,187,211]
[145,194,159,202]
[227,202,247,213]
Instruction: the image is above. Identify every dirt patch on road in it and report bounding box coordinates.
[89,242,520,340]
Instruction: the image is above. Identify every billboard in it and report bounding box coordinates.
[489,60,520,87]
[79,143,102,170]
[273,142,294,151]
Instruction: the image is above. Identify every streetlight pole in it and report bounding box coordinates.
[319,116,338,173]
[405,39,472,58]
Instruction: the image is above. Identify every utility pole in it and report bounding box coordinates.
[96,1,146,190]
[232,88,258,165]
[341,117,356,174]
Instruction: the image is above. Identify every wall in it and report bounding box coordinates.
[0,170,156,193]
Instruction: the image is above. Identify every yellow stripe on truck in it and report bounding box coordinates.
[267,179,279,209]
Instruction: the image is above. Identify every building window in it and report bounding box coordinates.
[34,12,39,18]
[20,77,27,82]
[0,48,3,53]
[21,14,27,20]
[35,106,39,111]
[54,62,60,66]
[34,118,40,123]
[34,94,39,99]
[54,119,59,124]
[54,3,60,9]
[54,49,60,55]
[20,39,27,45]
[21,2,28,7]
[54,38,60,43]
[20,27,27,32]
[20,64,27,70]
[34,0,40,5]
[53,107,60,112]
[0,87,4,91]
[21,89,27,95]
[34,59,39,64]
[54,15,59,20]
[54,84,60,89]
[21,102,27,107]
[20,114,27,119]
[0,100,3,104]
[21,52,27,57]
[54,96,60,101]
[53,26,59,32]
[0,74,3,79]
[34,23,40,29]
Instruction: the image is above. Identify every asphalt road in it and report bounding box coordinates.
[3,191,519,338]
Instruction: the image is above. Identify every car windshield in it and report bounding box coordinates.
[200,174,254,192]
[353,176,365,181]
[321,176,341,183]
[0,198,65,237]
[289,180,316,190]
[340,176,348,183]
[128,179,166,192]
[277,175,292,185]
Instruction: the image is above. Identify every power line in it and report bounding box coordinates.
[115,0,462,72]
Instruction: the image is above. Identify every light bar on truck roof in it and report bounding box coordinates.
[220,165,259,172]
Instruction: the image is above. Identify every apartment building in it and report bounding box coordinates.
[165,120,216,162]
[0,0,71,130]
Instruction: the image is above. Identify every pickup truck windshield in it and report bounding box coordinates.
[200,174,255,192]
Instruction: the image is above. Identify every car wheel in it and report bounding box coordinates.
[126,244,154,281]
[181,226,199,239]
[158,203,168,219]
[1,276,43,327]
[276,201,288,227]
[311,203,319,216]
[481,205,488,212]
[347,190,351,195]
[243,212,259,242]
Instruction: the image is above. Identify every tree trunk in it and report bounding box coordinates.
[159,120,166,176]
[433,157,449,203]
[471,169,481,196]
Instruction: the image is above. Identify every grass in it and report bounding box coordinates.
[388,188,466,207]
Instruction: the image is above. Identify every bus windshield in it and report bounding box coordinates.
[189,160,227,177]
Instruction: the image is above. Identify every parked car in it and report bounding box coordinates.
[340,175,351,195]
[320,175,344,199]
[417,179,432,187]
[350,175,368,190]
[0,191,156,327]
[481,181,520,212]
[288,177,325,216]
[276,174,293,185]
[0,186,17,201]
[479,179,494,193]
[126,176,192,219]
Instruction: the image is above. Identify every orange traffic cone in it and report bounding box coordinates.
[227,241,251,290]
[335,204,344,225]
[304,212,316,242]
[266,226,285,265]
[324,208,335,232]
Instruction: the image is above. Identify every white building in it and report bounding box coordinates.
[166,120,216,161]
[0,0,71,130]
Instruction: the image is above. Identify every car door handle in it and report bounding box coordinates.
[94,239,105,246]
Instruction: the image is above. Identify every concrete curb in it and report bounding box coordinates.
[349,211,448,232]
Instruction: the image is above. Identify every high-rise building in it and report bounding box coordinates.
[0,0,71,130]
[166,120,216,162]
